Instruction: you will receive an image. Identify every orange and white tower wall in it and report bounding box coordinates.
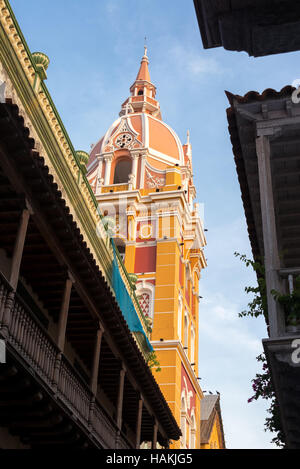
[87,48,207,449]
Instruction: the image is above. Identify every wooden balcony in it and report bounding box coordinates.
[0,272,131,448]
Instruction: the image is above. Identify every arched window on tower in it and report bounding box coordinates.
[115,238,126,262]
[113,159,132,184]
[138,89,143,96]
[136,282,155,326]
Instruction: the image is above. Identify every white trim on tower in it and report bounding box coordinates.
[143,113,149,148]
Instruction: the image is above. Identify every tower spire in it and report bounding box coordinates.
[136,45,151,83]
[121,45,161,119]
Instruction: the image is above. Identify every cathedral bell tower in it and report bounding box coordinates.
[87,48,207,449]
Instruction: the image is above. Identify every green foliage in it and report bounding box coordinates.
[147,352,161,373]
[234,252,268,320]
[272,276,300,326]
[235,252,285,448]
[248,354,285,448]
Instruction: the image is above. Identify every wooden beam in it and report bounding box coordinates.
[135,397,143,449]
[90,326,103,395]
[152,420,158,449]
[10,206,31,289]
[116,368,126,430]
[279,267,300,277]
[57,275,74,351]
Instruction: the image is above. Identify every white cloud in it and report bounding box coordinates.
[198,287,275,448]
[200,286,262,355]
[170,44,223,77]
[198,217,276,448]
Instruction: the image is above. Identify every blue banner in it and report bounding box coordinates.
[111,243,153,353]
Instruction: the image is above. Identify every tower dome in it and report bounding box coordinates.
[87,48,192,193]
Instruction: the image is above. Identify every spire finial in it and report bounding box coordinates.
[144,36,148,58]
[187,129,190,145]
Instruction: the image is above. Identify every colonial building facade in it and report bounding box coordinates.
[200,395,226,449]
[0,0,181,449]
[227,86,300,448]
[87,48,207,449]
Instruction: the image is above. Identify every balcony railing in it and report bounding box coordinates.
[101,183,129,193]
[10,292,57,386]
[58,356,91,422]
[0,272,132,449]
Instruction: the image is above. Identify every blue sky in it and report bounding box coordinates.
[9,0,300,449]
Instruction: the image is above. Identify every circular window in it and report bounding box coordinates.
[115,133,133,149]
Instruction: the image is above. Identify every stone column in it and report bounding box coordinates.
[95,155,103,194]
[140,154,147,188]
[104,154,113,186]
[256,134,285,337]
[131,154,139,189]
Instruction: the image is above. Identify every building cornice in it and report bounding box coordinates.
[151,340,203,399]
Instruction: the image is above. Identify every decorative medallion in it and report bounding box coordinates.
[140,224,153,240]
[103,117,142,152]
[115,132,134,149]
